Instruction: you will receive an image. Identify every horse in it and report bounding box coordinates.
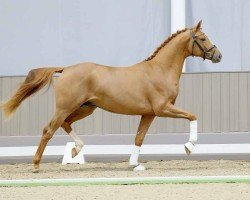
[0,20,222,172]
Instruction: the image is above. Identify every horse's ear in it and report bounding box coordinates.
[195,20,202,32]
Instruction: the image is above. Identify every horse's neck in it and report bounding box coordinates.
[151,33,190,80]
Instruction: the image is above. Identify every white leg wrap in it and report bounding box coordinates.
[189,120,198,143]
[129,145,145,171]
[129,145,140,166]
[184,120,198,155]
[69,131,84,154]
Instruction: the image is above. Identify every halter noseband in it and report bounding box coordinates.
[190,30,216,60]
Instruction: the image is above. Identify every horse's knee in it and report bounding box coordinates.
[189,114,197,121]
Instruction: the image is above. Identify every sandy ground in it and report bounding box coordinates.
[1,184,250,200]
[0,160,249,179]
[0,160,250,200]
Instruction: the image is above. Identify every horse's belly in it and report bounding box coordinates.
[94,98,154,115]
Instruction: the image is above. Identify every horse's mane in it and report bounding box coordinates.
[145,28,188,61]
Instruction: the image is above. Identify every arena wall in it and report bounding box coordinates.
[1,72,249,137]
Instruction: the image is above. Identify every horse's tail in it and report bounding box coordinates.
[0,67,64,119]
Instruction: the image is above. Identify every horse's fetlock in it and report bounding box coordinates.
[33,158,40,165]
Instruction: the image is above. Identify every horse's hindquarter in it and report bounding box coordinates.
[54,63,99,108]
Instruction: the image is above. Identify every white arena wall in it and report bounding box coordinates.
[1,72,250,138]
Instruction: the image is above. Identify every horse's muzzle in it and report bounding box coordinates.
[211,48,222,63]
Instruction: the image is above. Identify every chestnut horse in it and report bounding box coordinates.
[1,21,221,172]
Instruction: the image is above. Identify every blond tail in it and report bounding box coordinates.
[0,67,63,119]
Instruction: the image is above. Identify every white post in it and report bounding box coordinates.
[171,0,186,72]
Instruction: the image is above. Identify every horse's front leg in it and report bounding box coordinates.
[154,103,197,155]
[129,115,155,171]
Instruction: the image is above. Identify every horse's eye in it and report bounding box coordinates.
[201,38,206,41]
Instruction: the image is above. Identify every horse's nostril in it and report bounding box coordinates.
[218,54,222,59]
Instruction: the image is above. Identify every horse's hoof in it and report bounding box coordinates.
[33,165,39,173]
[33,169,39,173]
[184,141,195,155]
[71,147,78,158]
[133,164,146,171]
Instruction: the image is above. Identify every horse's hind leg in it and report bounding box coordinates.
[61,106,96,158]
[33,109,72,173]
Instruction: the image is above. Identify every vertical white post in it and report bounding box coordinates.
[171,0,186,72]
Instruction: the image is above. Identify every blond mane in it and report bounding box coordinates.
[145,28,188,61]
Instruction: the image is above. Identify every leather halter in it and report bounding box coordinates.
[190,30,216,60]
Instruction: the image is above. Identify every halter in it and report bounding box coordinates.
[190,30,216,60]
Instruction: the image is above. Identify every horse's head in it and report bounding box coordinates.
[188,20,222,63]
